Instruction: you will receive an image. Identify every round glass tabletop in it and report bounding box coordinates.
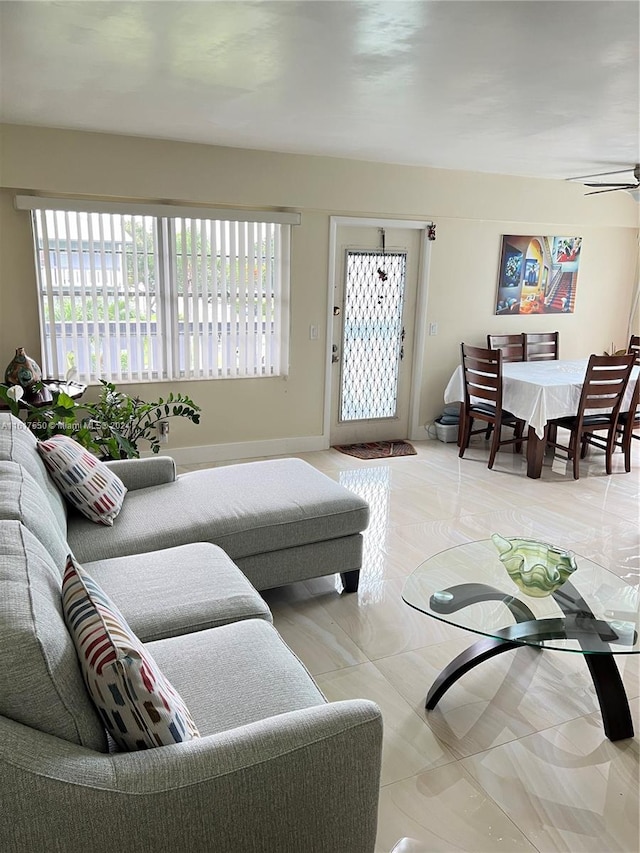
[402,539,639,654]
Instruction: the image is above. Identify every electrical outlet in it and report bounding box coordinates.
[429,322,438,336]
[157,421,169,444]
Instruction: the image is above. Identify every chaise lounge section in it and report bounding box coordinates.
[2,412,370,593]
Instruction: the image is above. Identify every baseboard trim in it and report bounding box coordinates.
[149,434,330,466]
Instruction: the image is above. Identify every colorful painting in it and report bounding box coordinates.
[495,235,582,315]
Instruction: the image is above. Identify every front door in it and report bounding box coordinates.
[330,226,421,446]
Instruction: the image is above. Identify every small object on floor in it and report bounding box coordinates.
[332,440,417,459]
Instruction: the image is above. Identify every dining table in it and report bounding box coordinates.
[444,358,640,478]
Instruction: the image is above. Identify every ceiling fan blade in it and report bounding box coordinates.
[585,186,630,195]
[568,168,636,180]
[583,182,638,188]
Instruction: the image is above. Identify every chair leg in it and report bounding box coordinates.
[623,429,631,473]
[572,431,581,479]
[458,415,472,458]
[514,420,524,454]
[605,429,616,475]
[487,421,501,469]
[457,404,466,447]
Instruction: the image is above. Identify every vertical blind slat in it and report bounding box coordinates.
[130,215,143,381]
[238,222,248,376]
[217,221,228,377]
[63,211,80,379]
[109,214,122,383]
[200,219,211,376]
[229,223,239,378]
[50,212,68,378]
[121,213,133,381]
[72,211,92,380]
[259,223,269,376]
[86,213,101,383]
[190,218,201,377]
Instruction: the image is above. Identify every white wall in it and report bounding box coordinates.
[1,124,637,458]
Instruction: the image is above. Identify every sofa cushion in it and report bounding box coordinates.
[37,435,127,525]
[0,520,107,751]
[147,619,327,736]
[84,542,272,642]
[67,458,369,563]
[0,461,69,574]
[0,413,67,535]
[62,555,200,751]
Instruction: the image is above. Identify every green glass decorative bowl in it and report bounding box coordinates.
[491,533,577,598]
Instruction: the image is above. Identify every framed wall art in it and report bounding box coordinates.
[495,235,582,315]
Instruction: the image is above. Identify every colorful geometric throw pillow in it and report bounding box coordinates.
[37,434,127,525]
[62,555,200,751]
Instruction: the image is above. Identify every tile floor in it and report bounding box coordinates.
[180,434,640,852]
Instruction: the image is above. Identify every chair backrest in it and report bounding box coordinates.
[524,331,559,361]
[461,344,503,412]
[624,369,640,428]
[628,334,640,364]
[486,333,524,362]
[576,354,635,422]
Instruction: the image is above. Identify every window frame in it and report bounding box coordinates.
[16,195,300,384]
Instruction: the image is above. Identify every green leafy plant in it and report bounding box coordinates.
[0,384,92,442]
[81,381,200,459]
[0,380,200,460]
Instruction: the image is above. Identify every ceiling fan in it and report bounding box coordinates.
[567,164,640,196]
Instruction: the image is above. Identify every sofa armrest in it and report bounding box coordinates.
[1,699,382,853]
[103,456,176,490]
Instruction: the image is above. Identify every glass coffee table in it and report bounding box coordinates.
[402,539,639,741]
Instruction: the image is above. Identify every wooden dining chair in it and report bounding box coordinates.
[628,334,640,362]
[458,343,527,469]
[524,331,559,361]
[486,333,525,362]
[546,353,635,479]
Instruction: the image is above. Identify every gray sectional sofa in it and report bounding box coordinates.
[0,413,382,853]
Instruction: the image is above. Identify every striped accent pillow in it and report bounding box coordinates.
[37,435,127,525]
[62,555,200,751]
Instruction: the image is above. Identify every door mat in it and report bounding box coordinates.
[332,440,417,460]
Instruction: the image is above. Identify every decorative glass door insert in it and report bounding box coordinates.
[339,249,407,422]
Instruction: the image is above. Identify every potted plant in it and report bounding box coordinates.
[0,380,200,459]
[80,381,201,459]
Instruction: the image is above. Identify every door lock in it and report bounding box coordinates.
[332,344,340,363]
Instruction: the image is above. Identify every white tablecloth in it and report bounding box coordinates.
[444,358,639,439]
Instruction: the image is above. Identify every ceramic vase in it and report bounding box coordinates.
[4,347,42,388]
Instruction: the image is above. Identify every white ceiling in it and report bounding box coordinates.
[1,0,638,186]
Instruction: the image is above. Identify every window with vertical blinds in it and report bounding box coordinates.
[16,197,299,383]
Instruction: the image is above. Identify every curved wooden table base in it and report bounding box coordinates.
[424,581,635,741]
